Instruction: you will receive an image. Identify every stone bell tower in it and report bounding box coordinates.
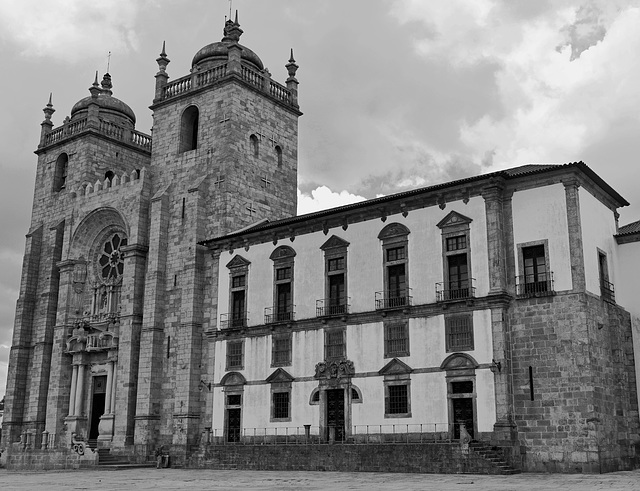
[132,12,302,453]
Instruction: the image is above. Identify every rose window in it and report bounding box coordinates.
[98,234,127,279]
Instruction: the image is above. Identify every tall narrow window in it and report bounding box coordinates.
[53,153,69,192]
[318,236,350,317]
[268,246,296,323]
[224,255,251,329]
[325,328,346,360]
[598,250,615,303]
[266,368,294,422]
[271,333,292,367]
[377,223,411,309]
[275,145,283,167]
[250,134,259,157]
[179,105,199,153]
[437,211,473,301]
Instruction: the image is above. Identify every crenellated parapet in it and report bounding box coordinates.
[68,167,148,199]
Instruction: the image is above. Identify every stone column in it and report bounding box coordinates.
[2,226,43,445]
[110,360,118,414]
[74,363,85,416]
[134,191,169,447]
[482,181,509,295]
[112,244,147,448]
[104,361,114,415]
[68,365,78,416]
[563,178,586,293]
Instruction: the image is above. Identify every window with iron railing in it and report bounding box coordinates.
[272,391,290,420]
[436,278,476,302]
[385,384,409,416]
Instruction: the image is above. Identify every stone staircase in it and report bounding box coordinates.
[97,448,154,469]
[469,441,521,475]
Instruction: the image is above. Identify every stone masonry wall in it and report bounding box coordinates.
[187,443,502,474]
[509,292,640,472]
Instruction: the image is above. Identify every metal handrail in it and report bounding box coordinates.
[375,289,413,309]
[435,279,476,302]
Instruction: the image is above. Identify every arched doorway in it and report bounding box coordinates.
[441,353,478,439]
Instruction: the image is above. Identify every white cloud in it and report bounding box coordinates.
[297,186,366,215]
[0,0,144,63]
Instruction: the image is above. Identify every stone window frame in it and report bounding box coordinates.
[226,255,250,328]
[445,313,474,352]
[53,153,69,192]
[309,388,320,405]
[271,332,292,367]
[516,239,551,291]
[270,384,292,422]
[270,246,296,323]
[383,375,412,418]
[383,319,410,358]
[250,134,259,158]
[378,223,411,307]
[324,327,346,361]
[320,236,350,314]
[350,385,363,404]
[179,105,199,153]
[437,212,473,295]
[275,145,283,167]
[226,340,244,371]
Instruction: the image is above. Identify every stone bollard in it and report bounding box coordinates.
[304,424,311,443]
[41,431,49,450]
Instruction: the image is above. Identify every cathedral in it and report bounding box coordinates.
[2,14,640,473]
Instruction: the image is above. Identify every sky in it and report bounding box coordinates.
[0,0,639,399]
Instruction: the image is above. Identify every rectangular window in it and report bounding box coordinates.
[386,384,408,415]
[598,251,615,303]
[384,322,409,357]
[523,245,548,293]
[446,235,467,251]
[232,274,246,288]
[328,257,345,272]
[276,266,292,281]
[325,329,345,360]
[447,254,469,298]
[386,246,406,262]
[226,340,243,370]
[445,315,474,352]
[227,394,241,406]
[272,335,292,367]
[272,391,290,420]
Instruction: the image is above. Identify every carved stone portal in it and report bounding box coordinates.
[314,359,355,380]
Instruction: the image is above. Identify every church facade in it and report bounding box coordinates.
[2,16,640,473]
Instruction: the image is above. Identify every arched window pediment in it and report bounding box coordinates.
[440,353,479,371]
[220,371,247,387]
[378,222,410,240]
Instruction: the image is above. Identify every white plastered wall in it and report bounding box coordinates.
[511,183,572,292]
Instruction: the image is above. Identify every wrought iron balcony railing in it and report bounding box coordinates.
[516,272,555,298]
[220,312,248,329]
[435,279,476,302]
[264,306,296,324]
[600,279,615,303]
[316,297,350,317]
[375,289,413,310]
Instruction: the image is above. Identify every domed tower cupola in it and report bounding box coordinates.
[191,11,264,71]
[70,72,136,128]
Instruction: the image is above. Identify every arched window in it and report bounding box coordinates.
[250,134,259,157]
[53,153,68,192]
[179,106,199,153]
[105,170,114,181]
[275,145,283,167]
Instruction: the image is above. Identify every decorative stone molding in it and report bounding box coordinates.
[314,359,354,380]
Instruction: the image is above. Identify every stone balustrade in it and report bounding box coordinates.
[159,62,295,108]
[42,117,152,151]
